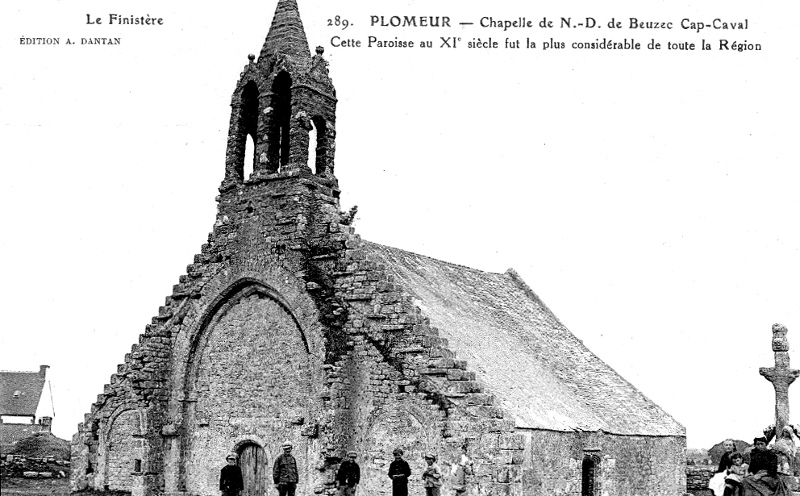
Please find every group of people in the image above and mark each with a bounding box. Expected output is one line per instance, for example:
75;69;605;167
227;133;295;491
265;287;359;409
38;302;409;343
219;442;474;496
710;425;799;496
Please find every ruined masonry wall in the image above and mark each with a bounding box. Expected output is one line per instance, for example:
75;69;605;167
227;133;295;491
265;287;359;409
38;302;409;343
105;410;144;491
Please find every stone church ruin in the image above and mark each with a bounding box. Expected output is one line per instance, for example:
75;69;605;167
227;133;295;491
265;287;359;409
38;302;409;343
70;1;687;495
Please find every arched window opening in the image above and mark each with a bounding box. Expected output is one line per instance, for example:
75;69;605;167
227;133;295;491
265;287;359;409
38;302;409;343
269;72;291;171
307;120;317;172
243;134;255;180
581;456;599;496
311;116;327;176
239;81;260;181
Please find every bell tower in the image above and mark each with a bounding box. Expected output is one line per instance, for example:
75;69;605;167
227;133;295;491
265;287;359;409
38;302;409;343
221;0;337;191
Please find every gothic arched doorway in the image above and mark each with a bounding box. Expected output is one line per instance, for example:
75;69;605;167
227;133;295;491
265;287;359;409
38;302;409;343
238;442;268;496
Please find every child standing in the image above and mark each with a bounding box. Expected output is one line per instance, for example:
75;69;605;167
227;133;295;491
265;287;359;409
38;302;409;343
450;447;474;496
422;453;443;496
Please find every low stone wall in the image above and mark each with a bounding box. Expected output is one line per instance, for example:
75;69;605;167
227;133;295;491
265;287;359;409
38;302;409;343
1;454;71;479
686;465;713;490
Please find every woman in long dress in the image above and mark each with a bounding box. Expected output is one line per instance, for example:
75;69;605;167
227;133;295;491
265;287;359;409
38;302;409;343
710;439;739;496
742;429;794;496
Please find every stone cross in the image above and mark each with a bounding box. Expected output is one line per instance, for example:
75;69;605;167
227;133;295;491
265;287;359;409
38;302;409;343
759;323;800;436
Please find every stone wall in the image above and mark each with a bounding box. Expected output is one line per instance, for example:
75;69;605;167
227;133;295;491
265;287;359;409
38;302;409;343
685;465;714;496
519;429;686;496
105;410;143;491
184;294;317;496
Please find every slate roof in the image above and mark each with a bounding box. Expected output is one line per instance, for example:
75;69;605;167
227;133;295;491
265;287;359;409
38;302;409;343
364;241;685;437
0;370;45;417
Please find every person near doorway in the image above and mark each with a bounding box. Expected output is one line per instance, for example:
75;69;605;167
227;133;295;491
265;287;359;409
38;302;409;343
220;452;244;496
422;453;443;496
336;451;361;496
450;445;474;496
273;442;299;496
388;448;411;496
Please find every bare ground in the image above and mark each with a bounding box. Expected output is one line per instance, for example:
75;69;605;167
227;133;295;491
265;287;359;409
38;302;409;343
0;477;71;496
0;477;131;496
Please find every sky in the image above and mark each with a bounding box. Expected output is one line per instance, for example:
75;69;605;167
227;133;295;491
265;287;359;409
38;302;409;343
0;0;798;450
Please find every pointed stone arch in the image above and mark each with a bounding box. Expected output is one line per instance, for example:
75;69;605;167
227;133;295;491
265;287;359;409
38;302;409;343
176;277;322;496
99;406;145;491
224;78;263;184
183;278;312;375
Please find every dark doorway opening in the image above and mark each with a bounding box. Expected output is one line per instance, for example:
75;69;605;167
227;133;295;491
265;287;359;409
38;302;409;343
581;455;599;496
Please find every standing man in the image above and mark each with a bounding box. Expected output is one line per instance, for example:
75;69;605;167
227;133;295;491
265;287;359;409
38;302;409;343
273;441;299;496
387;448;411;496
220;453;244;496
336;451;361;496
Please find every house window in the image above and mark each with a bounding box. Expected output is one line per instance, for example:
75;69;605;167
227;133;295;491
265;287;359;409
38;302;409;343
134;459;142;473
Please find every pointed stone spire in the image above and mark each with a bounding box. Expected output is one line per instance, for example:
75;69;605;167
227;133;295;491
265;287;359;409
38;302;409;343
259;0;311;61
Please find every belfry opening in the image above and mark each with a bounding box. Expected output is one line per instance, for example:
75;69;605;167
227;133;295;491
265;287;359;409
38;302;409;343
268;71;291;172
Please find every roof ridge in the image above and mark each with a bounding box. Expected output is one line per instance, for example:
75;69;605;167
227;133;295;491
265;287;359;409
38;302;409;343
0;370;43;374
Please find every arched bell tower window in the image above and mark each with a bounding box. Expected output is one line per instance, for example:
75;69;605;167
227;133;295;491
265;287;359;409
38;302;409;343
240;81;259;181
243;134;255;181
307;119;317;173
310;116;328;176
268;71;291;171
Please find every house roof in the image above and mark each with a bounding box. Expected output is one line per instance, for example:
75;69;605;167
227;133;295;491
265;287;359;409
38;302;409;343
0;423;44;453
364;241;685;437
0;369;46;417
